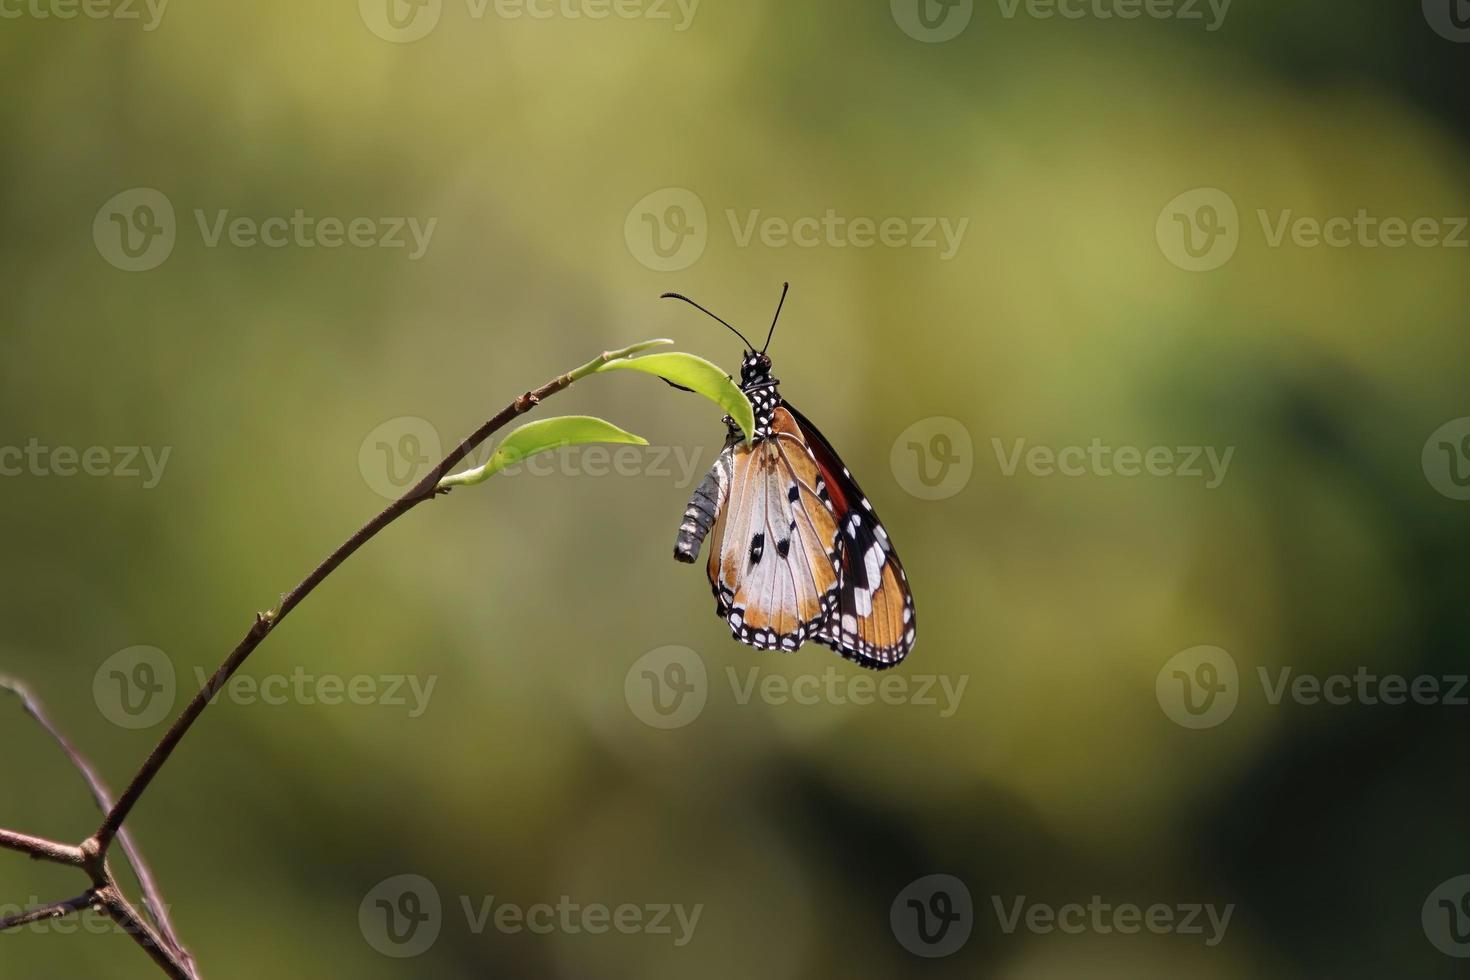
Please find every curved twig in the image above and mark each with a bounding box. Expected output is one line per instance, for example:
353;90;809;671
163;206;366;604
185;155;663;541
0;340;671;979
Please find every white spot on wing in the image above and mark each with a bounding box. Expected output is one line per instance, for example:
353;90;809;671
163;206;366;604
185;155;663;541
862;542;884;588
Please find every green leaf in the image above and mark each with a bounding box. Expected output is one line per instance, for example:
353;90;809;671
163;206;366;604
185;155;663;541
595;352;755;444
438;416;648;489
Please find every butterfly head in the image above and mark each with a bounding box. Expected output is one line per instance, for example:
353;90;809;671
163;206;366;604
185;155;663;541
659;282;789;399
739;351;775;389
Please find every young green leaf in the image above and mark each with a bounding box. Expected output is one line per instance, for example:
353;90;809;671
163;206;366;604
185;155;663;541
594;352;755;444
438;416;649;489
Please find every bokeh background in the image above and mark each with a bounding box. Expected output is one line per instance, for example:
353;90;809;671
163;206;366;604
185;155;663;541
2;1;1468;976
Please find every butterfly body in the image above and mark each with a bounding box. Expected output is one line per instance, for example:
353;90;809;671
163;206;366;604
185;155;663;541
673;343;917;671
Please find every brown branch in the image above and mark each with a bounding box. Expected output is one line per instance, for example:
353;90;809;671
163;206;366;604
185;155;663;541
0;890;97;933
94;352;619;847
98;886;193;980
0;679;190;967
0;339;670;979
0;828;84;866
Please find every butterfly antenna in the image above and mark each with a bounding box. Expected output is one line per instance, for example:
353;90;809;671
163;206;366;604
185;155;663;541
660;292;756;350
761;282;790;353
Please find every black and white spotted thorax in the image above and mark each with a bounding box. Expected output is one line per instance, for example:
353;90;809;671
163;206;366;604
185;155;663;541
736;351;781;439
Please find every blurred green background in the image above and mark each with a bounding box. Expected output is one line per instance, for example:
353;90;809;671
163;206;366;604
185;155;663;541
2;1;1469;976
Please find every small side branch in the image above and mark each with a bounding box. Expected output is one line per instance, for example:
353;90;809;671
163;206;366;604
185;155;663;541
0;828;84;866
0;891;98;933
0;679;192;969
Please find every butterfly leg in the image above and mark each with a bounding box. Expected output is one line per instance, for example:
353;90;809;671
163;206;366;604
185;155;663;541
673;444;734;563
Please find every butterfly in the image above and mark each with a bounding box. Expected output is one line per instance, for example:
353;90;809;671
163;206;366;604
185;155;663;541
667;284;916;670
